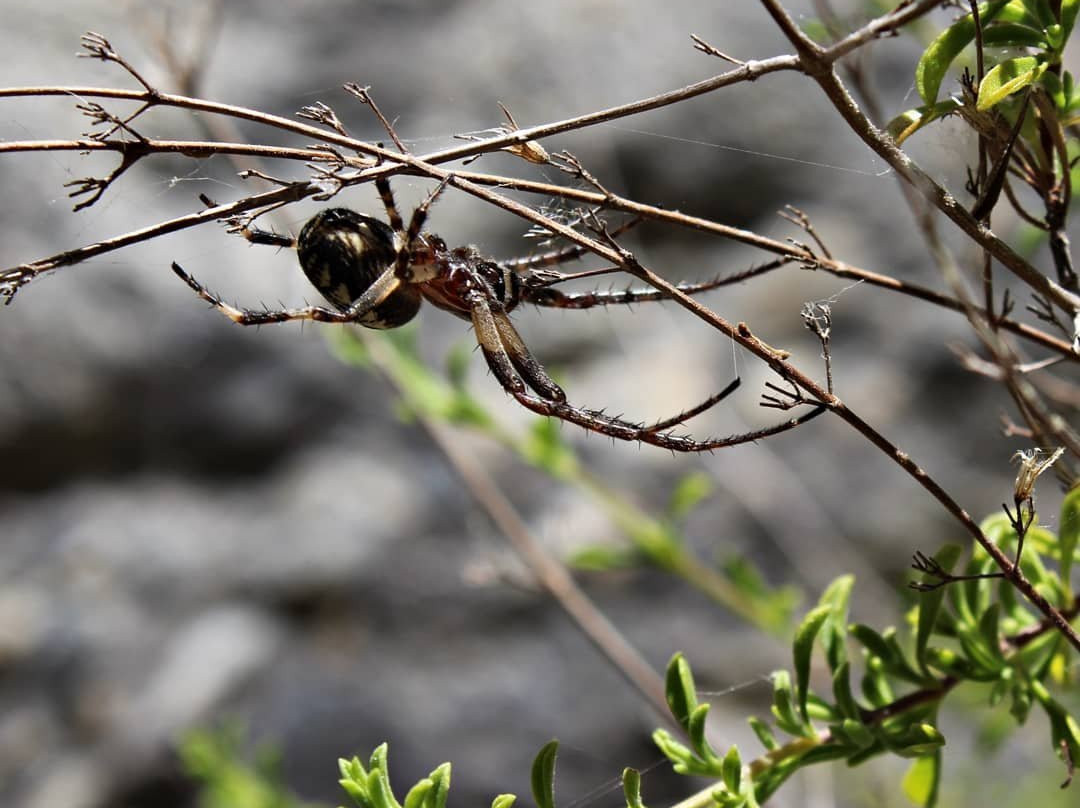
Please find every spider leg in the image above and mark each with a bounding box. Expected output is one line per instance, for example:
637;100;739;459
490;309;566;401
500;216;643;273
514;390;826;452
520;258;790;310
640;377;741;433
394;177;453;278
171;262;404;326
374;177;404;233
466;283;824;451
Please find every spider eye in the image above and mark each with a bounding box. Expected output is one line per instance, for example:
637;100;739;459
297;208;421;328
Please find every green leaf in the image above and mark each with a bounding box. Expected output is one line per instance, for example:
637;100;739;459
491;797;516;808
721;746;742;794
651;729;694;772
1064;0;1080;40
849;623;894;665
1017;0;1054;26
793;605;832;722
770;670;807;736
916;0;1012;104
427;764;450;808
977;603;1005;668
885;100;962;145
567;544;642;571
861;663;895;708
1060;485;1080;593
831;662;860;720
1010;679;1034;724
403;780;434;808
976;57;1047;110
521;418;579;480
664;653;698;727
892;724;947;758
667;472;713;520
1031;680;1080;766
621;769;645;808
819;576;853;673
530;741;559;808
835;718;875;751
981;21;1049;48
901;753;941;807
687;703;722;770
748;717;778;751
915;545;963;673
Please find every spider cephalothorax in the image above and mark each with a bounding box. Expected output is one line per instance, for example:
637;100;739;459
171;177;822;450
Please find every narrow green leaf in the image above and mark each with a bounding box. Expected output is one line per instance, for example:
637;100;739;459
849;623;894;664
841;718;875;750
521;418;579;480
860;665;895;708
1010;680;1034;724
901;753;941;807
404;780;434;808
1064;0;1080;40
748;717;778;751
491;796;517;808
770;671;807;736
367;745;401;808
885;100;962;144
892;724;947;758
428;764;451;808
687;704;721;769
530;741;559;808
793;605;832;721
667;472;713;520
665;654;698;728
651;729;695;772
977;603;1005;668
819;576;853;673
567;544;642;571
916;0;1012;103
915;545;963;673
981;21;1049;48
832;662;860;720
1018;0;1055;26
341;779;370;808
621;769;646;808
721;746;742;794
977;57;1047;110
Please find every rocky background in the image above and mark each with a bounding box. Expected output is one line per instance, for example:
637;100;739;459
1;2;1076;808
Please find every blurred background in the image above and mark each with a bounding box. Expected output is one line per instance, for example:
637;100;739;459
1;1;1076;807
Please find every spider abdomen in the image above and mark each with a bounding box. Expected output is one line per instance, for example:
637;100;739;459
297;208;421;329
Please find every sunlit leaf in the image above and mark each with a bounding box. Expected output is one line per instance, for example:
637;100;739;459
976;57;1047;110
916;0;1012;103
530;741;559;808
901;753;941;807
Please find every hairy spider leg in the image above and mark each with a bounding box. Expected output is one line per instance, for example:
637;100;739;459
388;177;453;282
520;258;791;310
490;309;566;401
374;177;405;234
170;260;404;326
463;272;821;450
510;391;826;452
499;216;644;273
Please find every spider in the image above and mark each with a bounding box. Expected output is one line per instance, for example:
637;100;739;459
171;178;822;451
